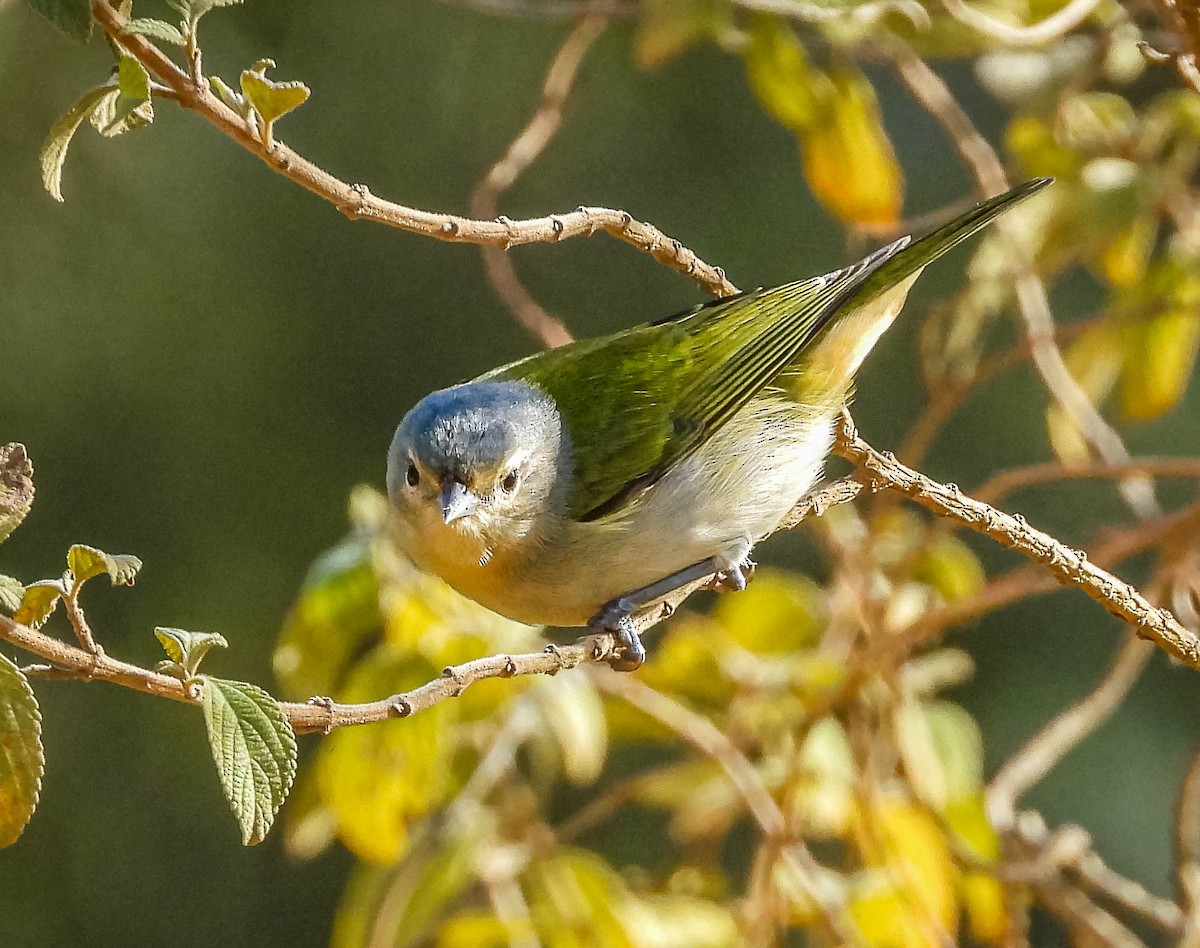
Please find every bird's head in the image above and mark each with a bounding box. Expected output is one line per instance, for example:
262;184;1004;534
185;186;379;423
387;380;570;556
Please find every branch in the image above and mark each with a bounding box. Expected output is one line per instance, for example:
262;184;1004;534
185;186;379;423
832;413;1200;670
974;457;1200;505
939;0;1105;46
0;609;621;734
471;15;606;347
987;634;1153;829
88;1;738;300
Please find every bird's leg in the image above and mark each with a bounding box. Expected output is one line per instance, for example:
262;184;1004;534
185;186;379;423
589;540;754;671
704;535;756;593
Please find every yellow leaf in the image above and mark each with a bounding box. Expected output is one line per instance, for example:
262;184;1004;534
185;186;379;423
1120;307;1200;421
847;876;934;948
801;67;903;230
743;14;819;130
316;650;454;863
915;535;985;603
1100;214;1156;288
1046;320;1124;461
532;674;608;785
712;568;826;653
944;796;1007;944
859;798;959;937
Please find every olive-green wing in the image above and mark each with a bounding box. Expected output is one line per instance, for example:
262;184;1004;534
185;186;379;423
489;177;1052;522
486;266;883;521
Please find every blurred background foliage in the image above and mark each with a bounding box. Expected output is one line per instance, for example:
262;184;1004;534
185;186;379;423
4;0;1200;943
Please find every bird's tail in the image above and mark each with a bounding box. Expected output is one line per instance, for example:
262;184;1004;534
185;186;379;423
798;177;1053;397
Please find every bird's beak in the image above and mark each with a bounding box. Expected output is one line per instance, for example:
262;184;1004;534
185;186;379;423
440;478;479;525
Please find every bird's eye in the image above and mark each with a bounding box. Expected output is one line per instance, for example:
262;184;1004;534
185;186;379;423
500;470;520;493
406;462;420;488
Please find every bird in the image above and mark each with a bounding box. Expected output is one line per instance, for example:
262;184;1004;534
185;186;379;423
386;178;1052;670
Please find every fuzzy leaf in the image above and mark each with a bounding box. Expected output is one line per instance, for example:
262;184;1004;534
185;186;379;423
0;577;23;614
155;628;228;679
0;444;35;545
26;0;92;41
202;677;297;845
67;545;142;587
13;581;64;630
40;85;117;202
91;57;154;138
240;62;310;131
121;17;186;45
0;654;43;847
208;75;249;118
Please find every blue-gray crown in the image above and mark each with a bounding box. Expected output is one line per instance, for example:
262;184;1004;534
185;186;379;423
391;380;559;484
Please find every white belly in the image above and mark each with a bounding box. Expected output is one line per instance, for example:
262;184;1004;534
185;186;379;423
492;398;836;627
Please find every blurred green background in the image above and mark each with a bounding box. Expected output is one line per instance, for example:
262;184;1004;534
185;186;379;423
2;0;1198;943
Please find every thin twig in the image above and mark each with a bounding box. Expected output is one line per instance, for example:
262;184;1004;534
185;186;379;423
987;634;1154;829
471;16;607;347
1176;748;1200;939
940;0;1105;46
588;669;862;946
975;457;1200;505
90;0;738;300
891;47;1161;522
0;610;619;734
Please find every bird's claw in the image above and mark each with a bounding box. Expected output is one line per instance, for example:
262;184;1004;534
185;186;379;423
706;557;756;594
588;599;645;672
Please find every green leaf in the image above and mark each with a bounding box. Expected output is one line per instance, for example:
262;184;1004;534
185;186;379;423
202;676;297;846
67;544;142;587
240;60;310;139
208;75;250;118
13;581;65;629
155;628;228;680
0;653;43;847
0;577;23;614
26;0;92;41
0;444;35;545
40;84;118;202
121;17;186;45
184;0;242;26
91;56;154;138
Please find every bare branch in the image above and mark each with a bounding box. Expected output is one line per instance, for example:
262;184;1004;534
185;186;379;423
88;0;739;300
471;16;608;347
975;457;1200;505
987;635;1153;829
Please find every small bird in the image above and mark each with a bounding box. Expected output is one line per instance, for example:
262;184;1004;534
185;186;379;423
387;179;1052;669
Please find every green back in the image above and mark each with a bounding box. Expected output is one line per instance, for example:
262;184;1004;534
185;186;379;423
487;178;1052;522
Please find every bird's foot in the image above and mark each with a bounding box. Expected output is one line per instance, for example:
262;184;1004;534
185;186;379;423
708;557;756;593
588;598;646;672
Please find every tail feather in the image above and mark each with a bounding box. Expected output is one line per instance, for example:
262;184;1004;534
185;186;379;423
797;177;1053;394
